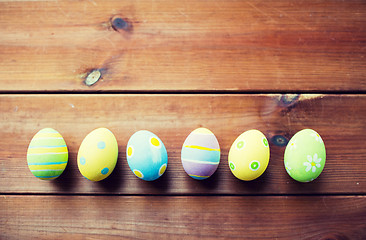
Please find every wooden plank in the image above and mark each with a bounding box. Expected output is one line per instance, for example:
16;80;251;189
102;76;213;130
0;94;365;194
0;0;365;91
0;195;365;239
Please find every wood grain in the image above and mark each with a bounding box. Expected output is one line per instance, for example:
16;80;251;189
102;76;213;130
0;94;365;194
1;195;365;239
0;0;365;92
0;1;364;239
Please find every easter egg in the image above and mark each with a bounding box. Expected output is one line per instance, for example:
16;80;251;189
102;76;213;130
181;128;220;180
27;128;68;180
284;129;326;182
77;128;118;181
126;130;168;181
228;130;270;181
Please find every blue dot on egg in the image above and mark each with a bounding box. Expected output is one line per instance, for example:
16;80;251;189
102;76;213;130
98;141;106;149
80;157;86;165
101;167;109;175
83;175;90;181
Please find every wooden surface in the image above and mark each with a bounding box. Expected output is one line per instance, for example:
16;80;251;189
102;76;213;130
0;94;365;195
0;0;365;92
1;196;365;239
1;0;366;239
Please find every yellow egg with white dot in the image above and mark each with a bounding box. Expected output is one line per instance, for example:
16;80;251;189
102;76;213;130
228;130;270;181
77;128;118;181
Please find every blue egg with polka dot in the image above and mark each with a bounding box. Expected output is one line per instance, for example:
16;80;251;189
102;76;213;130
77;128;118;181
126;130;168;181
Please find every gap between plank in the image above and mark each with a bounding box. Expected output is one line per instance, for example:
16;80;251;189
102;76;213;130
0;90;366;95
1;192;365;197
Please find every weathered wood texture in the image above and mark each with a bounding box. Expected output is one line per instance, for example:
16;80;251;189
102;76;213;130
1;1;365;239
0;94;365;194
1;196;365;239
0;0;365;91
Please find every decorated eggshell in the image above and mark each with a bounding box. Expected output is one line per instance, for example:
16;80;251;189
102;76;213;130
126;130;168;181
27;128;68;180
284;129;326;182
77;128;118;181
228;129;270;181
181;128;220;180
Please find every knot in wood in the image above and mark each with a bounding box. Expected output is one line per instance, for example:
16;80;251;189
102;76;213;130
112;18;128;30
84;70;101;86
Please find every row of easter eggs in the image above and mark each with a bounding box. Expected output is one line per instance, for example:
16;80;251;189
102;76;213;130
27;127;326;183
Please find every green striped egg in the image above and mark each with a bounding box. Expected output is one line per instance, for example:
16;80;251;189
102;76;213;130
27;128;68;180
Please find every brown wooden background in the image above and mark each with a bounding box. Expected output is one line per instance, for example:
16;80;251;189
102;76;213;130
0;0;365;239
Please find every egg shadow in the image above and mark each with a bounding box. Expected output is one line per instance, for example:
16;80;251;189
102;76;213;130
233;169;270;193
142;167;171;193
96;153;124;192
199;168;220;191
185;167;221;193
52;154;77;192
287;174;325;194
